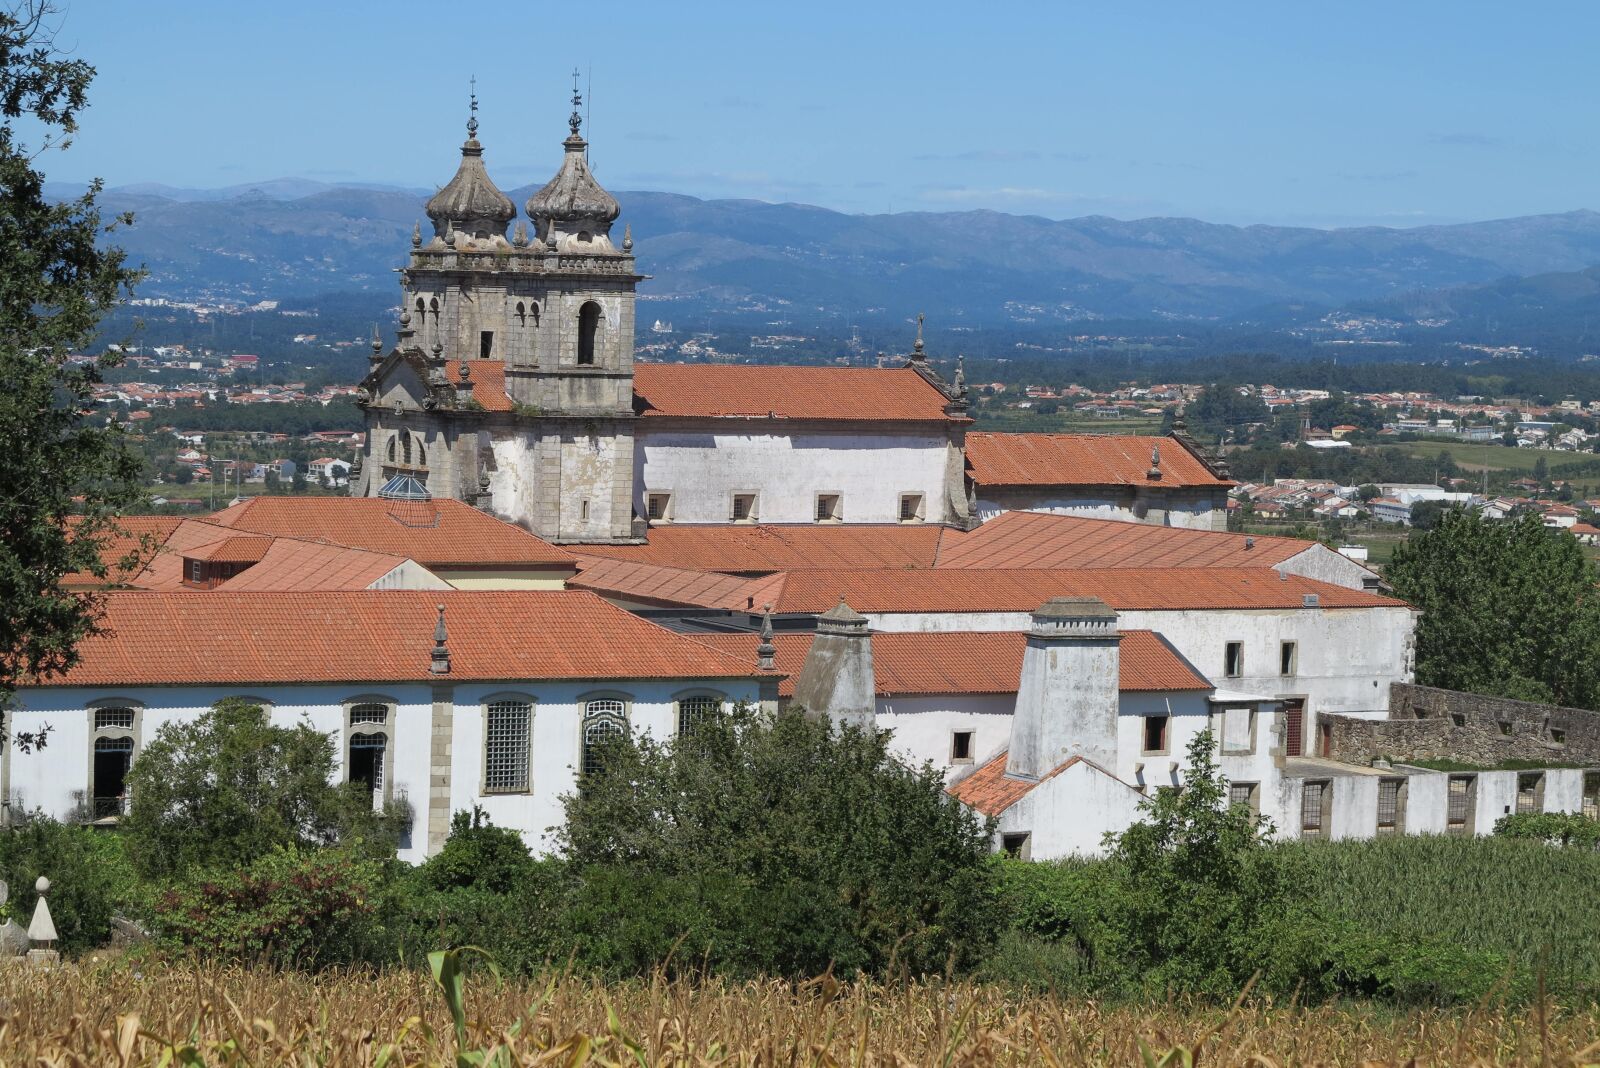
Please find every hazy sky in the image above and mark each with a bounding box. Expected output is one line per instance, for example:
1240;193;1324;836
31;0;1599;228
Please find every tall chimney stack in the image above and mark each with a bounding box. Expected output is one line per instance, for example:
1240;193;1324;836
792;599;876;730
1007;597;1121;779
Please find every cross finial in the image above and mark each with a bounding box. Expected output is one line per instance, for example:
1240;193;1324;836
569;68;583;137
467;75;479;139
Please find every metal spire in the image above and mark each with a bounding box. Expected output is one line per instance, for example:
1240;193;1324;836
467;75;479;139
569;68;583;138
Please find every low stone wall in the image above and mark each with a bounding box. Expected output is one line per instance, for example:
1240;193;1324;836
1320;683;1600;766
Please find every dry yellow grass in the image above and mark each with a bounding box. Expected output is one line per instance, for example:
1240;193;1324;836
2;960;1600;1066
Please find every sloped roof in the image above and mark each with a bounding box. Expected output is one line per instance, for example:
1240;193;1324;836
214;539;424;592
569;555;775;611
633;364;959;423
934;510;1315;570
966;432;1231;488
205;497;573;568
762;568;1405;615
576;524;947;573
694;629;1209;697
447;360;513;412
947;751;1084;817
190;536;273;564
65;516;183;587
38;590;764;687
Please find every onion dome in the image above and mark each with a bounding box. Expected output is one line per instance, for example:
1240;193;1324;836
525;82;622;253
424;92;516;250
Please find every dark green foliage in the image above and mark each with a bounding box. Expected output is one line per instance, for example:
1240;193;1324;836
0;813;136;953
1495;810;1600;847
557;704;1002;978
120;698;408;880
0;5;145;723
1386;510;1600;708
414;806;536;895
150;848;382;969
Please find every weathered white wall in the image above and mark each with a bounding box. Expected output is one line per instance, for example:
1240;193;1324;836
876;694;1015;781
1277;546;1379;592
975;487;1227;531
995;760;1147;859
636;429;952;524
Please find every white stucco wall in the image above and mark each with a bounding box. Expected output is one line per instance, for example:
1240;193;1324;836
1277;546;1380;592
637;428;952;525
994;760;1147;859
876;693;1015;781
975;489;1225;531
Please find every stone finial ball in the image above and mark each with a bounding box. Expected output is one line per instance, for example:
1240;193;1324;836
34;877;48;895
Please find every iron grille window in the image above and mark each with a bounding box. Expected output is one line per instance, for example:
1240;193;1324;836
1377;779;1400;833
484;700;532;793
899;494;922;522
647;494;669;521
94;707;135;731
731;494;755;521
349;702;387;726
1300;781;1325;836
1586;773;1600;821
1228;782;1255;810
676;695;721;737
582;700;627;777
815;494;840;522
1517;773;1542;814
1447;775;1472;832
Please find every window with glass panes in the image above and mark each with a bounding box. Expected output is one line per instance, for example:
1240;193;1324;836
582;699;627;776
676;695;720;737
94;707;135;731
483;700;532;793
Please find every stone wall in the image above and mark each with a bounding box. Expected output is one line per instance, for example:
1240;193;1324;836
1321;683;1600;766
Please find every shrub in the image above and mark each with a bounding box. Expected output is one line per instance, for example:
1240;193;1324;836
557;704;1002;978
151;848;383;968
414;806;536;894
0;814;138;954
122;698;407;880
1494;811;1600;847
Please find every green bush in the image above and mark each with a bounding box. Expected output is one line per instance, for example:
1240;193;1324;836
413;807;537;895
557;704;1002;978
1494;811;1600;847
150;848;383;968
0;814;138;954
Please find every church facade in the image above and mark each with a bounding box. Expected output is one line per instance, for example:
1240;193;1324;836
355;101;1233;541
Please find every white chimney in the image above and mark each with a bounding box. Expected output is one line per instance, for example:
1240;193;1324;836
1007;597;1121;779
793;599;876;730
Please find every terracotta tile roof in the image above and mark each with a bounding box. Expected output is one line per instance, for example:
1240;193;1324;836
39;590;764;687
569;555;773;611
190;536;273;564
966;432;1231;489
947;751;1083;817
447;360;513;412
577;524;947;573
935;510;1315;570
205;497;574;568
633;364;960;423
214;540;420;592
694;629;1209;697
762;568;1405;615
66;516;183;587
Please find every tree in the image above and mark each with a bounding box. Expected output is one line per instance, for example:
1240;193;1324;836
1407;499;1453;531
1534;454;1550;485
1386;511;1600;708
120;698;406;880
0;4;144;729
557;704;1001;978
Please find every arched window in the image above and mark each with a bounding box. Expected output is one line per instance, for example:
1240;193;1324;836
582;698;627;776
428;296;439;316
400;432;412;465
89;702;139;820
515;301;526;326
415;297;425;317
676;694;724;737
577;301;601;365
387;436;397;463
412;433;427;469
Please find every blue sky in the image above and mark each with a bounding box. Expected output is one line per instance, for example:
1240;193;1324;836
35;0;1599;227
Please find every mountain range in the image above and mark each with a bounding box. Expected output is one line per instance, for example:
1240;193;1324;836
50;180;1600;330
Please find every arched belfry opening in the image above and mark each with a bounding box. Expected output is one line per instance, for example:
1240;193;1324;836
577;301;601;365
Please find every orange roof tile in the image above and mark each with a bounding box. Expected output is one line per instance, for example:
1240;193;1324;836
935;510;1316;570
694;629;1209;697
65;516;183;587
947;751;1082;817
214;539;418;592
40;590;764;687
634;364;960;423
190;536;273;564
569;555;774;611
577;524;947;573
205;497;574;568
762;568;1405;615
447;360;513;412
966;432;1231;489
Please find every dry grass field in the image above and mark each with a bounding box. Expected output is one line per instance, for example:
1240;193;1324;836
5;960;1600;1066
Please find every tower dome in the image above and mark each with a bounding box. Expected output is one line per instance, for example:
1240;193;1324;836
424;92;516;250
525;80;622;253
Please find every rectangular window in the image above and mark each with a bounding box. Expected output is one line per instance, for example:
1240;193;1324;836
1000;832;1031;858
1517;772;1543;814
349;702;387;726
815;493;841;522
1551;727;1567;745
1300;781;1326;837
899;493;924;523
731;493;757;522
1450;712;1465;727
1142;715;1169;755
93;707;135;731
1447;775;1473;834
1219;706;1255;753
1228;781;1257;812
1498;721;1513;737
479;330;494;359
189;560;204;584
1585;772;1600;821
950;730;974;764
483;700;532;794
1280;641;1298;676
646;492;671;522
1376;778;1401;833
1225;642;1244;678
